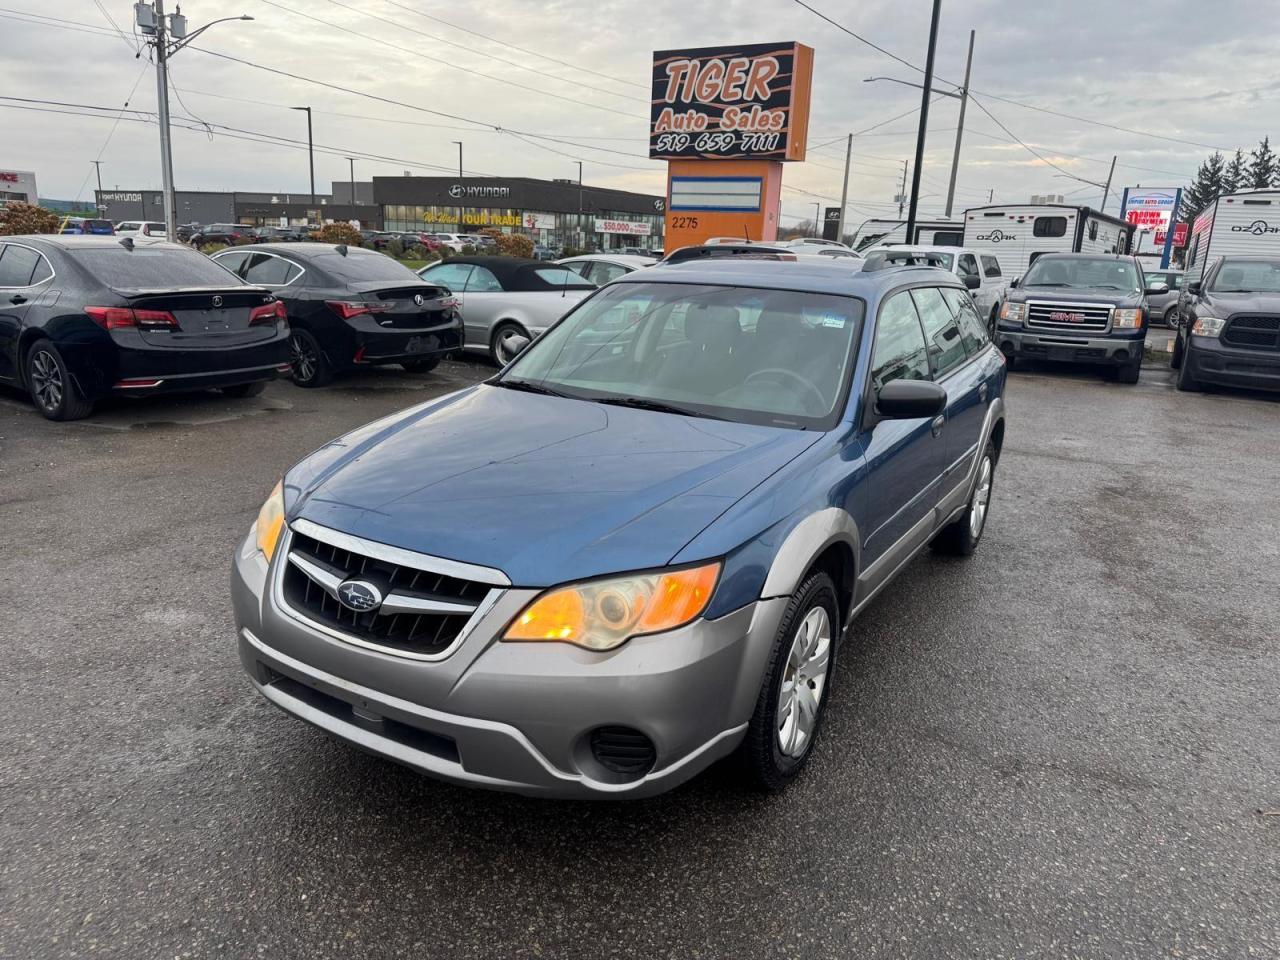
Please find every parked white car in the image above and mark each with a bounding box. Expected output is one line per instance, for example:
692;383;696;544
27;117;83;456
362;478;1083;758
418;256;595;363
431;233;471;253
114;221;167;238
557;253;654;285
863;244;1009;321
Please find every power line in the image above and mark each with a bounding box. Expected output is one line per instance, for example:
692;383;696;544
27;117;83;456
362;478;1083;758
789;0;936;82
968;94;1104;187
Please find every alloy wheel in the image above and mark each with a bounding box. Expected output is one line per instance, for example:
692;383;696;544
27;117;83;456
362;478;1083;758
290;333;317;382
494;328;524;365
776;605;832;758
30;349;63;412
970;455;993;539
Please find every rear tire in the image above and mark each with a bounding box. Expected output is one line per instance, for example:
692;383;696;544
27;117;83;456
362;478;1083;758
1116;360;1141;384
1176;347;1202;392
931;441;996;556
25;340;93;421
490;321;529;366
220;380;267;398
288;329;332;388
400;356;441;374
737;570;838;792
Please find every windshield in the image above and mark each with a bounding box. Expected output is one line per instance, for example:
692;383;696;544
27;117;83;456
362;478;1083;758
1209;258;1280;293
1023;256;1139;291
69;248;243;287
863;250;953;270
311;251;422;282
499;282;864;429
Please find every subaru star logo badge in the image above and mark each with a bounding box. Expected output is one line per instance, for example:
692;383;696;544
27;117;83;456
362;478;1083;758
414;293;424;306
337;579;383;613
212;295;223;307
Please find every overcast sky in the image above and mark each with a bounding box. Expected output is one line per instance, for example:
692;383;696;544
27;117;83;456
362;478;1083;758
3;0;1278;227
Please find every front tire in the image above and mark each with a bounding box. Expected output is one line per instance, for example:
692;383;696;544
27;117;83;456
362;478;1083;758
1116;360;1141;384
932;441;996;556
288;329;332;388
25;340;93;421
1176;346;1203;392
738;570;838;792
490;321;529;366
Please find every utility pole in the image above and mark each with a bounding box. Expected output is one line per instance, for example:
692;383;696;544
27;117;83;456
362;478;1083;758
452;141;463;232
944;29;975;219
898;161;909;218
291;107;315;210
576;161;584;251
813;201;821;230
136;3;253;242
1100;155;1116;214
905;0;943;245
345;157;356;206
91;160;103;196
837;133;852;241
988;187;994;203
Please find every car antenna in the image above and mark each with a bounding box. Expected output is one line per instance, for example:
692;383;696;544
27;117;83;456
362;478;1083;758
335;243;348;256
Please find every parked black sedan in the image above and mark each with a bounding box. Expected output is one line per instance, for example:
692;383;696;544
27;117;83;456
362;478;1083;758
0;235;291;421
210;243;463;386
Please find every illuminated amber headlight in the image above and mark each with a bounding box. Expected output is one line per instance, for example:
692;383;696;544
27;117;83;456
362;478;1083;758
255;480;286;561
503;562;722;651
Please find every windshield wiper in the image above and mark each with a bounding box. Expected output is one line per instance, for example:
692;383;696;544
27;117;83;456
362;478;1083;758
494;378;574;398
593;396;722;420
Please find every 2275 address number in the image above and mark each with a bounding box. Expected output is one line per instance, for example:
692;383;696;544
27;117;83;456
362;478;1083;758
671;216;699;229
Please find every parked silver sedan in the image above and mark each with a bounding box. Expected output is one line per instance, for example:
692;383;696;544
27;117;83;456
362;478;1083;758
418;256;595;363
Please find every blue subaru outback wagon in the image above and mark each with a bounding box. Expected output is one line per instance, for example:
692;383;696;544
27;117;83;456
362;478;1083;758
232;259;1007;797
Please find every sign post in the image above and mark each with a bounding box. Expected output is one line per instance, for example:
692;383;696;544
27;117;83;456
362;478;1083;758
650;42;814;251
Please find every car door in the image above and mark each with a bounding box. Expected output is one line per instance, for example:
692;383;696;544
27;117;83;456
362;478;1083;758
939;287;998;498
857;289;947;572
911;286;983;507
0;243;51;381
459;264;505;346
956;252;986;313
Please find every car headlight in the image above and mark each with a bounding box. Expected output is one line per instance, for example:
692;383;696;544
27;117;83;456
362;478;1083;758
1000;301;1026;322
1113;308;1144;329
255;480;286;561
503;561;721;651
1191;316;1226;337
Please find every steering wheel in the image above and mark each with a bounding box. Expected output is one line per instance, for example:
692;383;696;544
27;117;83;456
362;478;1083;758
743;368;828;414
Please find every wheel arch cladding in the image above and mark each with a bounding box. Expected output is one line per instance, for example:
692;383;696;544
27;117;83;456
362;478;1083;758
989;417;1005;464
760;507;860;617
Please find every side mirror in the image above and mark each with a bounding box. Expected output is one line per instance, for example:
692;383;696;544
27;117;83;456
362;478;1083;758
1145;282;1169;296
1009;275;1021;289
874;379;947;422
1187;280;1202;295
963;274;981;290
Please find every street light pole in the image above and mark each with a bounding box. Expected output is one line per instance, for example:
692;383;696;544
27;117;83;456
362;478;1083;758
291;106;315;210
944;29;975;218
345;157;356;206
813;201;821;231
836;133;852;241
577;161;583;251
1100;155;1116;214
905;0;944;245
452;141;463;233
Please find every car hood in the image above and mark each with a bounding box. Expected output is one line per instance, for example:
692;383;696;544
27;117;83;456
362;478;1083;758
1201;291;1280;313
1011;287;1143;306
287;384;821;586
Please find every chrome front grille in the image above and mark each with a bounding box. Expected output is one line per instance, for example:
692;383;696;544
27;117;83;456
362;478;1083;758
1025;300;1113;332
1222;314;1280;352
275;518;508;661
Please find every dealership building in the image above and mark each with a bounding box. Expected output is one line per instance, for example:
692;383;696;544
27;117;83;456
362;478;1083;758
95;175;665;249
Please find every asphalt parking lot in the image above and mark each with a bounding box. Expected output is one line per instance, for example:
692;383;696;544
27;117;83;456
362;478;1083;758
2;358;1277;960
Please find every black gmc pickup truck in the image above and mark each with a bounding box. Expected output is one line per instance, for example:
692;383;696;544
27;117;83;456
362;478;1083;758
993;253;1165;384
1171;255;1280;393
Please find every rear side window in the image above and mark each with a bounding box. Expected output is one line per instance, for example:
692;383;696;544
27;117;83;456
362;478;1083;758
941;288;989;356
0;245;44;287
870;292;930;389
589;262;629;284
311;252;420;283
242;254;301;286
910;287;968;378
980;255;1002;277
69;247;245;287
465;266;503;292
213;251;251;275
1034;217;1067;238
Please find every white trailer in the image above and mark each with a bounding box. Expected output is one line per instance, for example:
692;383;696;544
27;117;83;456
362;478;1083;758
848;217;963;252
961;204;1134;281
1181;189;1280;284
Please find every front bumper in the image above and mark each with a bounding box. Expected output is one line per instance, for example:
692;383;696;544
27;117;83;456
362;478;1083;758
996;325;1144;366
1186;335;1280;392
231;529;787;798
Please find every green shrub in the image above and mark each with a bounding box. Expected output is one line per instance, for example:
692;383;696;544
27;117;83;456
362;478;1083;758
0;202;60;235
314;222;362;246
495;233;535;258
198;242;229;255
406;244;429;260
387;237;405;258
559;245;585;259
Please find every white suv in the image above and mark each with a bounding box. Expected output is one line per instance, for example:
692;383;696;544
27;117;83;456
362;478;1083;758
864;244;1009;321
115;221;167;238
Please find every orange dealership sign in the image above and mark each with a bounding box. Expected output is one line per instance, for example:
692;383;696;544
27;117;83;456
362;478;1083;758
650;42;814;162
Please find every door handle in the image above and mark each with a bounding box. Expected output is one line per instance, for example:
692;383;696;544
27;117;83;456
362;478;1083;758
9;294;27;305
931;414;945;437
978;383;988;402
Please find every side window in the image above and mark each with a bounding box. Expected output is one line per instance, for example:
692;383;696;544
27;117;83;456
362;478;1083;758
464;266;503;292
562;261;592;279
0;245;42;287
910;287;968;378
420;263;473;292
1170;274;1184;290
941;287;989;356
980;255;1002;277
957;254;980;279
591;262;629;284
242;254;298;286
1033;216;1067;238
870;292;930;389
30;254;53;285
213;251;250;276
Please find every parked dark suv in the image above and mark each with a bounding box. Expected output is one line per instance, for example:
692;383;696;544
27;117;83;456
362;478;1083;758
994;253;1165;383
1171;255;1280;393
